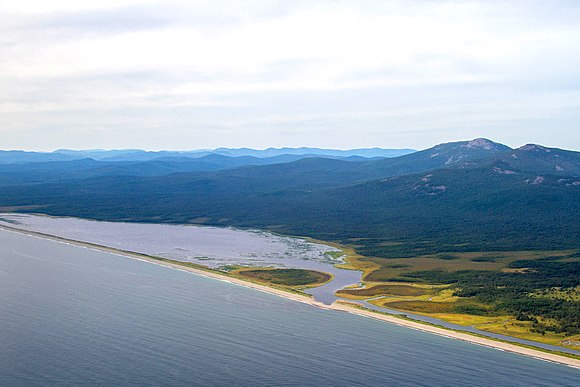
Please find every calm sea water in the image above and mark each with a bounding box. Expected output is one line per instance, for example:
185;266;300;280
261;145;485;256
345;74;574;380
0;230;578;386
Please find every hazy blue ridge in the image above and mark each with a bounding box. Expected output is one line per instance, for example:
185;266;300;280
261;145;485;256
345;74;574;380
0;146;416;164
0;139;577;255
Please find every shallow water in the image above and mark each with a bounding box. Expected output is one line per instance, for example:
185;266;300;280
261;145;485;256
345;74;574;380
2;213;578;356
0;213;364;304
0;230;578;386
0;214;341;269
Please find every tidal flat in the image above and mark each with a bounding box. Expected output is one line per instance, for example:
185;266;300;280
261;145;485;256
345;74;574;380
0;213;341;268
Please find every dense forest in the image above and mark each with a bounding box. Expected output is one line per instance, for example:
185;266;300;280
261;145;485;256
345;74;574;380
0;141;578;258
0;139;578;331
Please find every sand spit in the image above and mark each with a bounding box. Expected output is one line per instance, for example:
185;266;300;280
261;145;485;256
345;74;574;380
1;224;578;370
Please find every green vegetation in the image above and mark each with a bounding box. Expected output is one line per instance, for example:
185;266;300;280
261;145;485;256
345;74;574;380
361;250;570;281
470;255;503;262
337;247;580;349
339;300;580;361
337;284;433;298
383;300;458;314
235;268;332;287
0;141;578;261
531;287;580;302
383;263;411;269
397;255;580;336
0;139;578;350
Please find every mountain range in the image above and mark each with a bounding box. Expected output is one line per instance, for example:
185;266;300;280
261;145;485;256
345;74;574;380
0;146;414;164
0;138;578;257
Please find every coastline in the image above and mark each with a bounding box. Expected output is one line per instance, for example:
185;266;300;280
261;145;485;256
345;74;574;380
1;223;579;370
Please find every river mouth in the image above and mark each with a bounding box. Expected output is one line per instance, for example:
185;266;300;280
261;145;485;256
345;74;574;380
1;213;578;356
0;213;362;303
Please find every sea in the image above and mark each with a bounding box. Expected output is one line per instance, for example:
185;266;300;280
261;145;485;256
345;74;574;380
0;229;578;386
2;214;578;355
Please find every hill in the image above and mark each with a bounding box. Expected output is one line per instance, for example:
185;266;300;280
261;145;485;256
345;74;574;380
2;138;577;342
0;154;361;186
352;138;511;177
0;139;577;257
0;147;415;164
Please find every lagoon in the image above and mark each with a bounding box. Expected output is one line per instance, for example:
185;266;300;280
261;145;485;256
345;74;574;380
2;213;579;356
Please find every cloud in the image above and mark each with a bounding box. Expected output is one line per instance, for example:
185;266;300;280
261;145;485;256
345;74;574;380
0;1;579;150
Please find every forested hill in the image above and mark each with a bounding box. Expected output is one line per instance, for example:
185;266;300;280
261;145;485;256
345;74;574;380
0;138;578;257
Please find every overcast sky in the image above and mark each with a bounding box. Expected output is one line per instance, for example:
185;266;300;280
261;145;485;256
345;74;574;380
1;0;579;151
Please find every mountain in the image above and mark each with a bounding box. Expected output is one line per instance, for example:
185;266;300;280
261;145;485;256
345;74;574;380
0;138;577;258
304;162;579;256
192;138;512;191
494;144;580;177
0;147;414;164
0;154;342;186
2;138;577;343
49;147;415;162
0;150;75;164
352;138;511;177
210;147;415;158
0;140;448;188
53;149;148;160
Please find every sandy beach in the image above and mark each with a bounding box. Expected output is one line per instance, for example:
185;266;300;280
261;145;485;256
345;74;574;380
1;223;578;369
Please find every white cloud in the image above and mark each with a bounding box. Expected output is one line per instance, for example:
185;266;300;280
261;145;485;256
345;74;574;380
0;0;579;150
0;0;150;13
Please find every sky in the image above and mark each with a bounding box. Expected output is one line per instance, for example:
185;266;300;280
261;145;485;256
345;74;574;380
1;0;579;151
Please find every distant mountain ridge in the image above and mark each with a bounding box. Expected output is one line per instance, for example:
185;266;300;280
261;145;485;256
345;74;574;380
208;147;414;159
0;150;74;164
0;147;415;164
0;138;577;257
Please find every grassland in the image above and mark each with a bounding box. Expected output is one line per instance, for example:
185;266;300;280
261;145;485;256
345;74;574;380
360;250;573;282
365;293;580;350
336;283;436;299
302;234;579;352
337;245;580;351
233;268;332;288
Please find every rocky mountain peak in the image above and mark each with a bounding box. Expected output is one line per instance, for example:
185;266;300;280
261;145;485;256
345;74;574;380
461;138;503;150
519;144;551;152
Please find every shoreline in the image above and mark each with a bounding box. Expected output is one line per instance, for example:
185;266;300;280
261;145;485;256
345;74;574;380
1;223;579;369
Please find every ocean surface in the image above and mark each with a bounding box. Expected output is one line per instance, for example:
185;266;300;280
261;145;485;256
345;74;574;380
0;230;578;386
